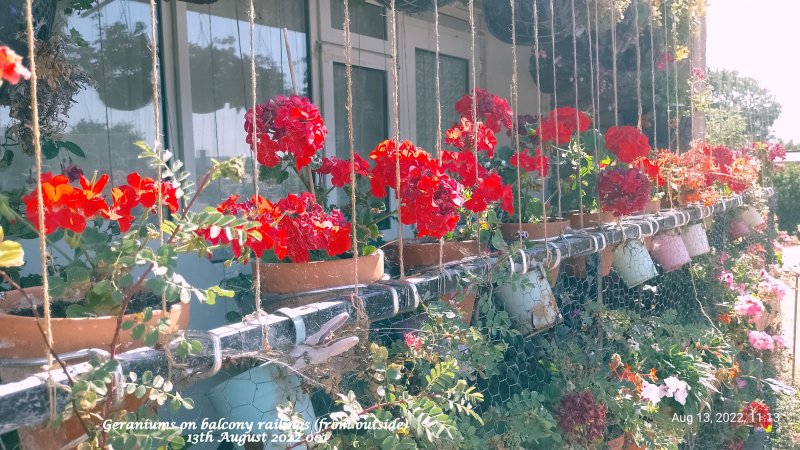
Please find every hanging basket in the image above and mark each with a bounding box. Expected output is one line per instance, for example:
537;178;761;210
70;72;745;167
483;0;535;45
650;233;691;272
612;239;658;288
739;206;764;228
0;0;57;55
257;250;385;295
728;219;751;240
680;223;710;257
87;22;153;111
376;0;457;14
208;363;316;448
497;260;561;335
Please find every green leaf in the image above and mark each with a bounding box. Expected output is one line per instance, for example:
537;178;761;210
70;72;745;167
42;141;60;160
120;320;135;331
134;385;147;399
144;330;159;347
65;266;90;284
131;323;146;341
362;245;377;256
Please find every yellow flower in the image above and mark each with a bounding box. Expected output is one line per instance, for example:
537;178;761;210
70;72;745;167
0;226;24;268
674;46;690;62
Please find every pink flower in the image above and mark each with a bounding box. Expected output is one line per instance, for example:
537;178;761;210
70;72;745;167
734;295;764;319
748;330;775;351
640;380;667;405
664;376;690;405
773;335;786;348
719;252;730;263
718;271;734;290
404;333;423;351
735;378;747;389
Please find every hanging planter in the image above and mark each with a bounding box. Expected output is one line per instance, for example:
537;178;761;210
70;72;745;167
729;219;751;240
208;363;316;449
650;233;691;272
739;206;764;228
565;211;615;278
497;260;561;335
611;239;658;288
483;0;536;45
0;0;57;55
680;223;710;257
376;0;457;14
383;239;481;269
258;250;385;295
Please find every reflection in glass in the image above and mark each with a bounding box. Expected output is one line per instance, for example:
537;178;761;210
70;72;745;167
415;49;468;154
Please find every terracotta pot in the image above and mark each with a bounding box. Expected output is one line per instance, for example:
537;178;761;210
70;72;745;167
442;290;476;324
258;250;385;294
567;211;616;229
651;233;691;272
498;219;569;241
0;287;190;359
566;248;613;278
728;219;751;240
644;198;661;214
383;240;482;268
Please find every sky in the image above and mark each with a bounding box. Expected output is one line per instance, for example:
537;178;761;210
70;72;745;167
706;0;800;142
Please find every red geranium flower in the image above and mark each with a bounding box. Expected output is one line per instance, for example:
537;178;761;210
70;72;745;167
445;117;498;157
404;333;423;351
597;167;651;216
441;150;488;187
454;88;513;133
537;107;592;145
510;147;550;177
245;95;328;170
740;401;773;433
0;46;31;86
604;126;651;164
640;157;664;186
316;155;370;187
465;172;514;215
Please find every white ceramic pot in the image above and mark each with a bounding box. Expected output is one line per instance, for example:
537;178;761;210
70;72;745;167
497;262;562;335
739;206;764;228
209;363;315;449
681;223;711;257
612;239;658;288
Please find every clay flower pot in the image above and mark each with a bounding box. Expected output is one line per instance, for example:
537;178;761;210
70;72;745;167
442;289;477;324
728;219;751;240
681;223;711;257
612;240;658;288
651;233;691;272
498;219;569;241
383;240;482;269
258;250;385;295
497;263;561;335
567;211;616;230
644;198;661;214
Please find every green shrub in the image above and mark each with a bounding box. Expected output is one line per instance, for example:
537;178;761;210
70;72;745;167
773;164;800;234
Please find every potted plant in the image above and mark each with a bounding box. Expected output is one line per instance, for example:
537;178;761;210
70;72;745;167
204;94;385;296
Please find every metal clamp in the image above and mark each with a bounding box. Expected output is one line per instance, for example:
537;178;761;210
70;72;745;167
380;278;422;310
368;283;401;316
274;307;307;348
178;330;222;383
508;248;529;275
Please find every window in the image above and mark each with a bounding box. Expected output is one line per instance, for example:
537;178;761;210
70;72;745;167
414;49;469;153
183;0;310;207
0;0;161;192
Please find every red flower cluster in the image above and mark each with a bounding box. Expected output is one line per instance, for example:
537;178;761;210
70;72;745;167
199;192;351;263
640;157;664;186
604;126;651;164
454;88;513;133
244;95;328;170
538;107;592;145
740;400;773;432
597;167;651;216
510;147;550;177
369;140;462;239
0;46;31;86
316;155;370;188
441;150;488;187
23;172;180;234
465;172;514;215
767;142;787;162
445;117;498;157
404;333;423;351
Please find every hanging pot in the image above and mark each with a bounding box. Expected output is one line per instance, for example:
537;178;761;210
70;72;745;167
612;240;658;288
497;260;561;335
89;22;154;111
739;206;764;228
728;219;751;240
383;239;482;269
483;0;535;45
680;223;710;257
650;233;691;272
0;0;57;56
208;363;316;449
442;289;476;324
258;250;385;295
376;0;457;14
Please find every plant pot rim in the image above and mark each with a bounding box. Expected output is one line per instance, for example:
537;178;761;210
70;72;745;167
259;249;384;268
257;250;385;294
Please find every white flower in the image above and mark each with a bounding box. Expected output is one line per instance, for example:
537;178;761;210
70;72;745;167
640;380;666;405
651;343;661;352
627;338;640;351
663;376;690;405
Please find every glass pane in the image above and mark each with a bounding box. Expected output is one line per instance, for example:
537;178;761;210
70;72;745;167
415;49;469;154
0;0;159;193
332;62;388;216
330;0;387;40
186;0;310;208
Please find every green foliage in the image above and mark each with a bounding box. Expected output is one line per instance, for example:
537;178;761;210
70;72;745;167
708;69;782;141
705;107;749;148
773;164;800;234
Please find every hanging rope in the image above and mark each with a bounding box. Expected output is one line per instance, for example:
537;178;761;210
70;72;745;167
570;0;583;230
649;3;658;147
24;0;56;420
389;0;404;279
585;0;599;166
633;0;643;130
510;0;524;240
532;0;551;265
247;0;268;351
342;1;361;304
433;0;445;271
663;1;672;152
548;0;562;219
610;2;619;126
671;6;681;153
468;0;480;255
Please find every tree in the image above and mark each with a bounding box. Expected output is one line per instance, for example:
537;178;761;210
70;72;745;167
707;69;781;140
705;107;748;148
